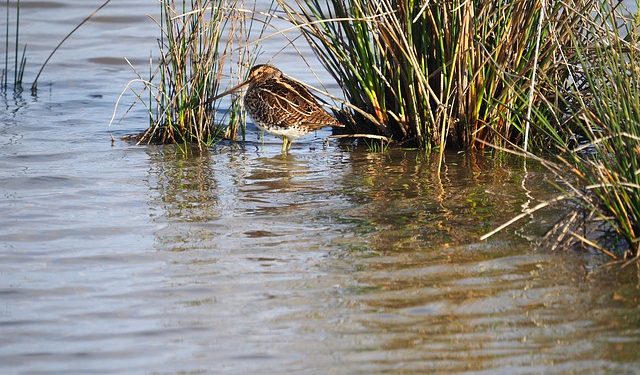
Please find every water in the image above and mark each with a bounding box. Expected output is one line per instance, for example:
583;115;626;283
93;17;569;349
2;1;640;374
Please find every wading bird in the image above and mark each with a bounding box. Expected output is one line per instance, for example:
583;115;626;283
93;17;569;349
210;64;342;154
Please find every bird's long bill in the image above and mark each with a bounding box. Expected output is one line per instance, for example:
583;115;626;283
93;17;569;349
208;80;251;102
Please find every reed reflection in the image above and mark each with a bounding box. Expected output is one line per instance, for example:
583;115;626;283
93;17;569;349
334;150;552;254
324;151;640;373
144;143;350;253
146;144;220;223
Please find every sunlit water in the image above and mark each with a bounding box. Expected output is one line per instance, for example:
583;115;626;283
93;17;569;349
1;1;640;374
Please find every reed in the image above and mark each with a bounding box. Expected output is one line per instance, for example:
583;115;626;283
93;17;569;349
279;0;596;152
2;0;113;93
136;0;265;146
541;2;640;259
2;0;26;92
279;0;640;258
139;0;227;145
31;0;112;93
480;1;640;260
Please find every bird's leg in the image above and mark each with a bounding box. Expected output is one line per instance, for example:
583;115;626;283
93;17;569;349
281;137;289;155
285;137;293;153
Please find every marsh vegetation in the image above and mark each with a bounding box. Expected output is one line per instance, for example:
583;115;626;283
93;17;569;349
143;0;639;258
3;0;638;256
132;0;271;146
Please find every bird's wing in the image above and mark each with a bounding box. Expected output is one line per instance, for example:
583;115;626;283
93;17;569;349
256;77;338;128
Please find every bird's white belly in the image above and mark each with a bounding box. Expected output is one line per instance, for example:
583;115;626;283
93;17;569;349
253;120;310;139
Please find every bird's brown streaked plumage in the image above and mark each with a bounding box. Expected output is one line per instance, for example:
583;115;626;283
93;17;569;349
211;64;342;154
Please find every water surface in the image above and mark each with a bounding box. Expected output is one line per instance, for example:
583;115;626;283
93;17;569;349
1;1;640;374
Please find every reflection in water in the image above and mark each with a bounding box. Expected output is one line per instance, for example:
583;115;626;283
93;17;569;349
334;150;551;254
145;144;344;251
138;145;640;373
147;145;220;223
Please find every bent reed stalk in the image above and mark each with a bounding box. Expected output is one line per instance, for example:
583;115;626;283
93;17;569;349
3;0;112;93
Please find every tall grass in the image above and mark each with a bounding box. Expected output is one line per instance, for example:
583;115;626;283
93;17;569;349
138;0;228;145
136;0;266;147
280;0;594;152
278;0;640;259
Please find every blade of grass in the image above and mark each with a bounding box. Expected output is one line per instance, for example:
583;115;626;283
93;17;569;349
14;0;19;87
31;0;112;93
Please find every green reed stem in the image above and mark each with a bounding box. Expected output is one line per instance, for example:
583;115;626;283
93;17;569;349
3;0;8;89
485;1;640;258
134;0;270;146
14;0;19;87
283;0;594;152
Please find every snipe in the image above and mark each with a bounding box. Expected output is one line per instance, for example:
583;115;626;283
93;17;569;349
211;64;342;154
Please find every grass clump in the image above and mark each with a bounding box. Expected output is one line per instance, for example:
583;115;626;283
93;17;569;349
482;2;640;260
135;0;264;146
280;0;593;151
540;2;640;259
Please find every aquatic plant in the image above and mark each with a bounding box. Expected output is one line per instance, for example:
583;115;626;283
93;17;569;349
545;3;640;260
279;0;594;153
135;0;268;146
31;0;112;94
278;0;640;260
482;1;640;260
2;0;26;92
1;0;113;93
142;0;227;145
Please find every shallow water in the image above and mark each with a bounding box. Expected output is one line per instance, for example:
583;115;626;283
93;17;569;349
2;1;640;374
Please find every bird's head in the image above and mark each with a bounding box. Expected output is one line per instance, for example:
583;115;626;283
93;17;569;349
207;64;282;103
247;64;282;83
